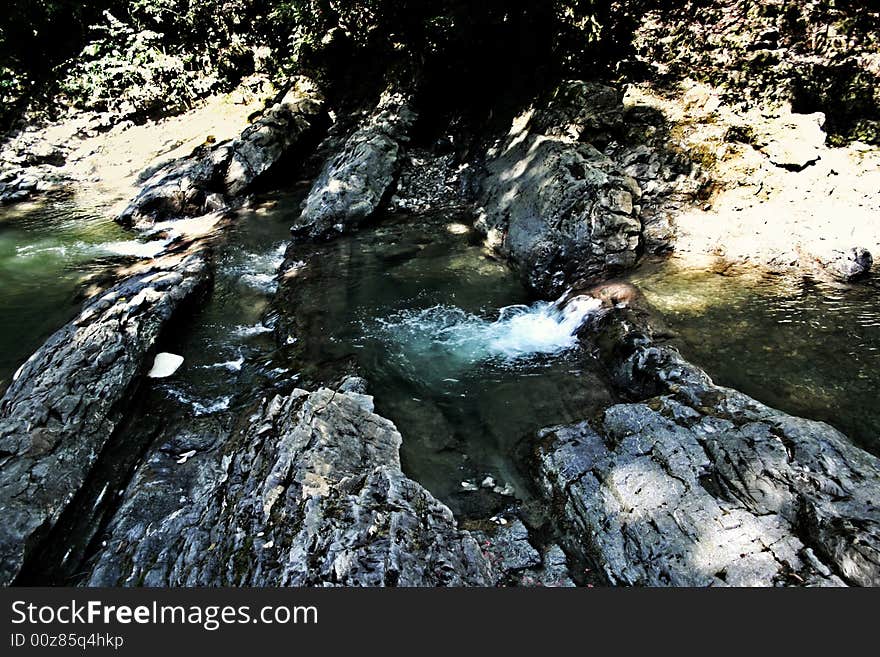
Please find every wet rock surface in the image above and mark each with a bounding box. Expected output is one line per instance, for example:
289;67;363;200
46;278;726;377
0;249;210;585
291;89;417;239
537;311;880;586
86;382;492;586
119;77;325;227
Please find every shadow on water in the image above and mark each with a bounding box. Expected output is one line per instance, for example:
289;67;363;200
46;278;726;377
629;259;880;457
0;197;164;394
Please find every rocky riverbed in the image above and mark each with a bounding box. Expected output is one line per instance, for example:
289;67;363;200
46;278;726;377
1;14;878;587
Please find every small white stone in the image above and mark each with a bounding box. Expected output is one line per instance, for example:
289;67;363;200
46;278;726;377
147;352;184;378
176;450;196;465
481;476;496;489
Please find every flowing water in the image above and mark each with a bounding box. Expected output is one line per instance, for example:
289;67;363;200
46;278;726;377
629;260;880;457
274;214;613;518
0;198;169;392
5;189;879;533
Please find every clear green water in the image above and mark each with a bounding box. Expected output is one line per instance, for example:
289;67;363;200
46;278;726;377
629;261;880;457
0;200;133;391
146;189;307;418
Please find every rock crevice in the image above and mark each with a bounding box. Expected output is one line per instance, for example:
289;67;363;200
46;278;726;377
0;248;210;586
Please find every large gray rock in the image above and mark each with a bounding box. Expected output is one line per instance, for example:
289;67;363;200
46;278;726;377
291;89;416;239
476;86;643;297
86;383;492;586
528;80;627;141
538;314;880;587
0;249;210;585
119;77;325;227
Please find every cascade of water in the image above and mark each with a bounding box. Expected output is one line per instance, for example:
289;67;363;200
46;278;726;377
372;291;602;374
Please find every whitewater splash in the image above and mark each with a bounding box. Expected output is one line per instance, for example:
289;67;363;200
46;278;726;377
230;243;287;293
372;292;603;373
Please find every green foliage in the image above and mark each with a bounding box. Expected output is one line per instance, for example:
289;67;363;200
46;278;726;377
1;0;642;127
267;0;634;70
59;14;216;117
59;2;273;120
0;1;120;125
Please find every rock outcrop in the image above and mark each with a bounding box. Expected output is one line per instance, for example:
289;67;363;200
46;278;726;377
86;382;492;586
472;518;576;587
537;310;880;586
119;77;325;227
291;88;416;239
475;80;702;297
0;248;210;586
476;102;642;296
812;246;874;282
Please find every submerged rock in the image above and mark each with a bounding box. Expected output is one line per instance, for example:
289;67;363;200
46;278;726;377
86;382;492;586
0;249;210;585
291;88;416;239
538;310;880;586
119;77;326;227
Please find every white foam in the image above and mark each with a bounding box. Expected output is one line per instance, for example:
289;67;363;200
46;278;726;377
97;238;171;258
204;356;245;372
239;272;277;293
374;292;603;368
164;387;233;416
233;324;273;337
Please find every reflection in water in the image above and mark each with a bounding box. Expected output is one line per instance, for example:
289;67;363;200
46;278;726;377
630;261;880;456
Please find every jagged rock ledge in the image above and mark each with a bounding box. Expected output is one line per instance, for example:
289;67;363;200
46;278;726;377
536;306;880;586
119;76;327;228
0;247;211;586
291;87;417;240
475;80;704;297
86;380;492;586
